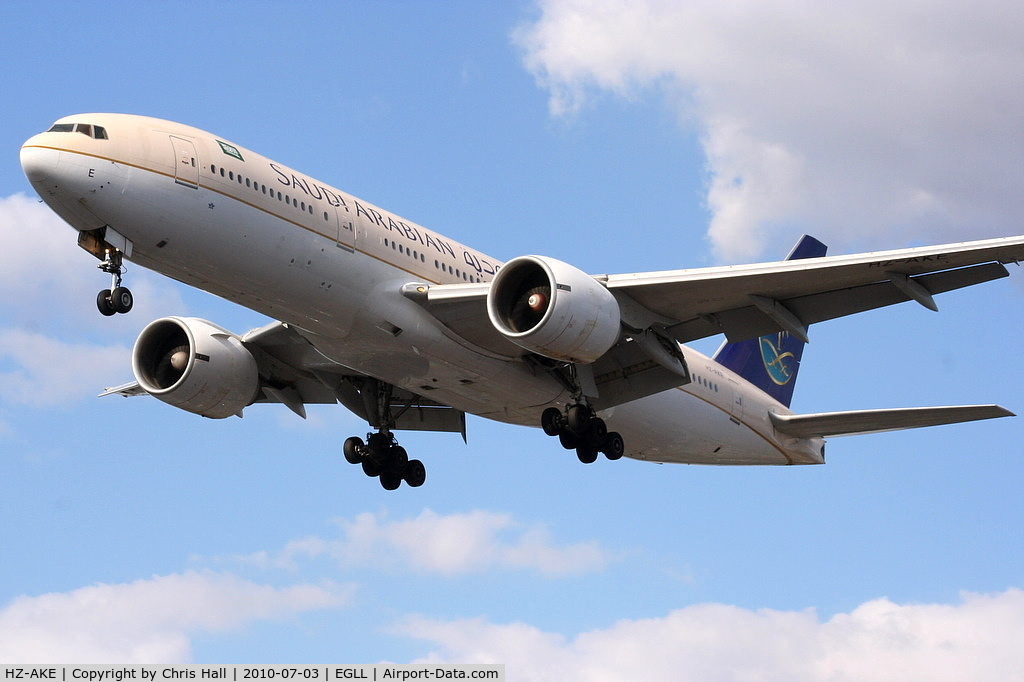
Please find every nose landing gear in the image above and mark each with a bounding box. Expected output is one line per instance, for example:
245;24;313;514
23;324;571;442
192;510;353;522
542;404;624;464
96;248;133;316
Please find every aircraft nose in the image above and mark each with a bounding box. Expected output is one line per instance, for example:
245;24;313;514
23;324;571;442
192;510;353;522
20;136;59;183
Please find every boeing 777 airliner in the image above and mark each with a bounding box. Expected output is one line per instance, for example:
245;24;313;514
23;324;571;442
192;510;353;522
20;114;1023;489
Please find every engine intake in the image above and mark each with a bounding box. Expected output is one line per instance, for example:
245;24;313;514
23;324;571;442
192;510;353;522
487;255;620;363
132;317;259;419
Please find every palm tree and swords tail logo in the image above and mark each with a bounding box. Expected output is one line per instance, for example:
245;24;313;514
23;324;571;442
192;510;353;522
759;332;798;385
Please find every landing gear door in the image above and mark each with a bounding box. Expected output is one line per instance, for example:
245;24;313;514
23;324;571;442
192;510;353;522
170;135;199;189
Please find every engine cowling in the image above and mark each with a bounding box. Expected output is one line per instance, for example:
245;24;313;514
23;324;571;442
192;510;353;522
132;317;259;419
486;255;620;363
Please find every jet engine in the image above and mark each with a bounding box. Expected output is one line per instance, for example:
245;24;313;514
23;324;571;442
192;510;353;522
486;255;620;363
132;317;259;419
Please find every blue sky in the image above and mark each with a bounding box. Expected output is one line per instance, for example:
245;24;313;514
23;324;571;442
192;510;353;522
1;0;1023;677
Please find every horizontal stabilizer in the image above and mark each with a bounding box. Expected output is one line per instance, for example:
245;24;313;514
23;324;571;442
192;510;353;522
770;404;1014;438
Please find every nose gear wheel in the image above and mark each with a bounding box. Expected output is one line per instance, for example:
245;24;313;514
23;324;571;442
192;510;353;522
96;248;133;316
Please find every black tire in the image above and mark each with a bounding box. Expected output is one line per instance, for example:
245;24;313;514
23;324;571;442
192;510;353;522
585;417;607;448
343;436;363;464
558;430;579;450
379;470;402;491
404;459;426;487
97;289;116;316
111;286;133;314
388;445;409;473
567;404;591;435
541;407;562;437
602;432;625;460
361;458;381;478
576;444;599;464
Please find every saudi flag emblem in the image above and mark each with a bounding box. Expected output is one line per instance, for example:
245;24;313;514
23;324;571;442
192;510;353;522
217;140;244;161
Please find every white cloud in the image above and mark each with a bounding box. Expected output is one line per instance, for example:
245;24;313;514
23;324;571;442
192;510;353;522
0;329;129;407
0;193;188;410
517;0;1024;261
235;510;612;577
0;192;187;332
0;193;95;288
397;588;1024;681
0;570;351;663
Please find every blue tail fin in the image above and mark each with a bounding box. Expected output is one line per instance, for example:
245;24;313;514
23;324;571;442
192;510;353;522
713;235;827;408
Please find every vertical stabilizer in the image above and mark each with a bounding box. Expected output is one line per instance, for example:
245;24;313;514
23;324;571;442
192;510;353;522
713;235;827;407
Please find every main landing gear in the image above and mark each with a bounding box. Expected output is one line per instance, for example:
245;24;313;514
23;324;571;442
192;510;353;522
541;404;624;464
343;430;426;491
96;248;133;316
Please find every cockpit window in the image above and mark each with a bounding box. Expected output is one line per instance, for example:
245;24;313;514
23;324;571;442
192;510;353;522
46;122;108;139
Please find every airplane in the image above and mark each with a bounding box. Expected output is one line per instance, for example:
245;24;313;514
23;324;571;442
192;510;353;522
20;113;1024;490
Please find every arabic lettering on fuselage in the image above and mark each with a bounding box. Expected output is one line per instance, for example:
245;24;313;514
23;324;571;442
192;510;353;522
268;162;497;276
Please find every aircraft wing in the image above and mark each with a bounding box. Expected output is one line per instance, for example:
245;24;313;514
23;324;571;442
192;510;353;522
101;321;467;435
406;235;1024;409
415;236;1024;353
99;321;341;415
770;404;1014;438
601;235;1024;344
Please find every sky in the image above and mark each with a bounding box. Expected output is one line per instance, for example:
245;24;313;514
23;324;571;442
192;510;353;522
1;0;1023;677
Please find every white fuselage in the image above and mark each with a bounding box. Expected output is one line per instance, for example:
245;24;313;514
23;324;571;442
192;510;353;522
21;114;824;466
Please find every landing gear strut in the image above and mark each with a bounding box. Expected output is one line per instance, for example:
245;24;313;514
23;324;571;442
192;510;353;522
96;248;133;316
541;404;624;464
343;430;426;491
337;378;433;491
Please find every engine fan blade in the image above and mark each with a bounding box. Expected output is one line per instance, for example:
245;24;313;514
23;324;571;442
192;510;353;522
153;344;190;388
509;285;551;332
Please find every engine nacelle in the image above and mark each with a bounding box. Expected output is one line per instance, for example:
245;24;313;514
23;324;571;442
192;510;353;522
486;255;621;363
132;317;259;419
